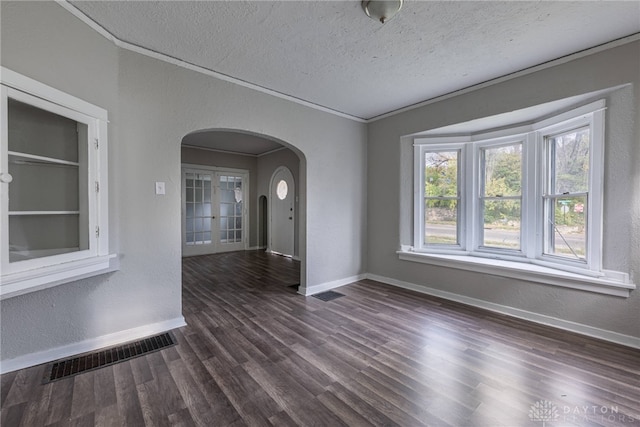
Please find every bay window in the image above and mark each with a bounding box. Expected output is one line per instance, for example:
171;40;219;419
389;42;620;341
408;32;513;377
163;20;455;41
409;100;621;291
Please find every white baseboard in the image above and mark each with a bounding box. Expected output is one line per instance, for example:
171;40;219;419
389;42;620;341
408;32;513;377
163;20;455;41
299;274;366;296
366;273;640;350
0;316;187;374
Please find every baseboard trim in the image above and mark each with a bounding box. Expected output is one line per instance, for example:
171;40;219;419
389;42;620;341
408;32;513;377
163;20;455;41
366;273;640;350
299;274;366;296
0;316;187;374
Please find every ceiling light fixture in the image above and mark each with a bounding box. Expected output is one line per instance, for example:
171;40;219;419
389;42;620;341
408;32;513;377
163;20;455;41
362;0;403;24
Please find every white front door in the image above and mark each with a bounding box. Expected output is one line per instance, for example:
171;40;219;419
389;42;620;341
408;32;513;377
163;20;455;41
269;167;295;256
182;168;248;256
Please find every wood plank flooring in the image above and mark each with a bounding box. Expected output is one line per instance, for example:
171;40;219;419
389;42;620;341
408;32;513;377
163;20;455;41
2;250;639;426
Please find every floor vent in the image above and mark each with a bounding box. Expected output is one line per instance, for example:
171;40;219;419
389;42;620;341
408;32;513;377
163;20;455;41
312;291;345;302
43;332;176;383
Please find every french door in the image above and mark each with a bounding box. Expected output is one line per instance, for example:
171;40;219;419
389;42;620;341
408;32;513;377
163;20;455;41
182;167;248;256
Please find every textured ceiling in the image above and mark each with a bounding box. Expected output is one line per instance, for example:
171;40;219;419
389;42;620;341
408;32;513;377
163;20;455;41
70;1;640;121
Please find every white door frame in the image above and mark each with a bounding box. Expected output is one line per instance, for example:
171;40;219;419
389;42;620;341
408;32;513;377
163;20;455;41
268;166;295;257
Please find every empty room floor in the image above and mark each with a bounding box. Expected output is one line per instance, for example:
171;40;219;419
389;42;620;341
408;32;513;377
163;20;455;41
1;250;639;426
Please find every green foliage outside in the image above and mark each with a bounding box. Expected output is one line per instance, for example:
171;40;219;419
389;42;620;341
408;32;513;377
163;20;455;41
424;132;589;232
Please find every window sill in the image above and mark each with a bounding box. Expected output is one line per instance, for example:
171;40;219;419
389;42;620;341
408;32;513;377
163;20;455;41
397;250;635;297
0;254;118;300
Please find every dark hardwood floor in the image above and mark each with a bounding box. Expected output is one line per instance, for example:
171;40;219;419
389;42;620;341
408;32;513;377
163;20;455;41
2;250;639;426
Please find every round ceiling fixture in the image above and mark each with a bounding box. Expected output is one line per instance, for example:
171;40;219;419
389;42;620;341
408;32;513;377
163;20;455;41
362;0;403;24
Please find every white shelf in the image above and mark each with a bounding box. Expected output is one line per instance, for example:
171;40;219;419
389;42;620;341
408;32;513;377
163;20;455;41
8;151;79;167
9;211;80;216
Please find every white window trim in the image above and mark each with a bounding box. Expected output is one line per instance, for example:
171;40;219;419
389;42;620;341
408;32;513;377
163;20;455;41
1;68;115;300
405;99;635;298
397;249;634;298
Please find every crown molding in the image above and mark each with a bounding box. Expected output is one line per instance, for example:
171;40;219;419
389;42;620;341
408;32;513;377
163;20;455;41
57;1;639;124
56;1;367;123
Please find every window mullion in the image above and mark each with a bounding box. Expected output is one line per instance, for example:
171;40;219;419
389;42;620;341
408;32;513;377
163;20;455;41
0;86;8;273
587;109;605;271
414;144;425;249
524;132;540;260
463;143;474;251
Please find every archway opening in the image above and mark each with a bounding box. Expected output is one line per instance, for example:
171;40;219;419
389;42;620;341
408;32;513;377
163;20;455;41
179;128;306;290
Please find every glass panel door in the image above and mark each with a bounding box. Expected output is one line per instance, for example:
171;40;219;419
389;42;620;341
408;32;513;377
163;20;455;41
182;168;247;256
184;172;212;244
216;173;245;252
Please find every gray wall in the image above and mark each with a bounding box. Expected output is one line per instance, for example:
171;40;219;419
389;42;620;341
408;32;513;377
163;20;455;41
2;0;635;369
367;40;640;339
1;1;367;364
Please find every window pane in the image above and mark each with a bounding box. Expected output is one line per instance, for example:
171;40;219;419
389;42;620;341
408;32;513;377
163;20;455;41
8;158;80;212
482;200;521;249
545;196;587;260
8;99;79;162
425;199;458;245
221;203;232;217
548;127;589;194
425;151;458;197
9;214;85;262
483;144;521;197
222;189;235;203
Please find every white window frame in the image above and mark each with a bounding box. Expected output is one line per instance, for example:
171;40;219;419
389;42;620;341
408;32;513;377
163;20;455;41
0;68;114;300
405;100;634;297
475;136;527;256
413;140;467;252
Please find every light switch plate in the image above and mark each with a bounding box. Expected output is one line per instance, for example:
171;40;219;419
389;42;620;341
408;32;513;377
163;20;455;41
155;181;166;195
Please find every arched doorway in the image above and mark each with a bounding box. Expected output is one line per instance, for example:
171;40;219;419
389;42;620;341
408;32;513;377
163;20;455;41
179;128;306;288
